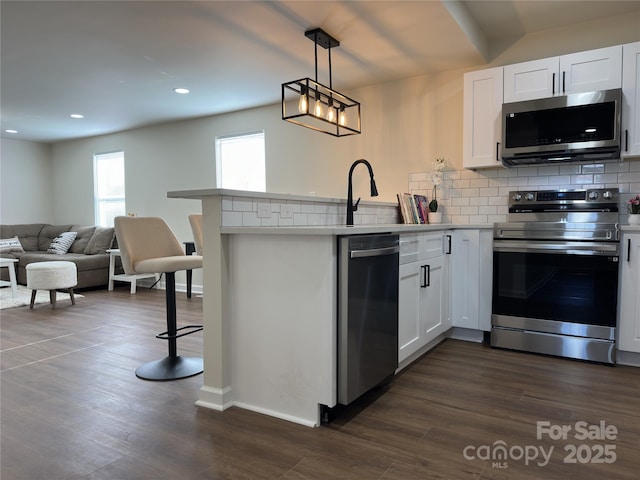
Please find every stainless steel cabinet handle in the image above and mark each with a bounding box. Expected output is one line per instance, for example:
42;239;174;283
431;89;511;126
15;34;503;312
496;142;500;162
552;72;556;95
628;238;632;262
446;235;452;254
562;71;566;93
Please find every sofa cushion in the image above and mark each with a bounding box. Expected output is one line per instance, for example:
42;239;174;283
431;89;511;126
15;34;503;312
38;225;72;251
0;236;25;254
47;231;77;254
18;252;110;271
85;227;115;254
69;225;96;253
0;224;45;251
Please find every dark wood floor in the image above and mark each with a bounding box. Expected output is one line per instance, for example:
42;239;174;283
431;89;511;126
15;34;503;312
1;286;639;479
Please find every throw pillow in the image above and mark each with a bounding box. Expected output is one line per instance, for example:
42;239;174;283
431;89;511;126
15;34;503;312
47;231;77;254
84;227;115;255
0;236;25;254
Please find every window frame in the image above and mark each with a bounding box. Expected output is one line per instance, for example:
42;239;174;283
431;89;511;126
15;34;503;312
93;150;126;227
215;130;266;192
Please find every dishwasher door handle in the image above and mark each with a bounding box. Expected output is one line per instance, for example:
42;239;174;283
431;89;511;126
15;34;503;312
350;246;400;258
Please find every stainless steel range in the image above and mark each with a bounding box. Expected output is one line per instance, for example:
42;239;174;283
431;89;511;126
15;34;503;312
492;188;620;364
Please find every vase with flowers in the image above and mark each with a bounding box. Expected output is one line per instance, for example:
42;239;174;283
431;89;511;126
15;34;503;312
428;157;446;223
629;194;640;225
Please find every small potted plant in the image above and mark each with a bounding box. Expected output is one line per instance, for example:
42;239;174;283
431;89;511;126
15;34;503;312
629;194;640;225
428;157;446;223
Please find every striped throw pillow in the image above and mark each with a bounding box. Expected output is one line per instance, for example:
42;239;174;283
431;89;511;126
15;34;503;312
47;231;77;254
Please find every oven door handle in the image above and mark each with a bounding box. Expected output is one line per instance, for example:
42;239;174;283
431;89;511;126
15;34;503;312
494;240;619;255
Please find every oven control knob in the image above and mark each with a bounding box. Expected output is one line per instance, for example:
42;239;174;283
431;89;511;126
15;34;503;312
525;193;534;201
512;193;522;202
603;191;613;200
588;191;599;200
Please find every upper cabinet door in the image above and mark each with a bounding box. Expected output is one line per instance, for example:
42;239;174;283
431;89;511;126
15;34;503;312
622;41;640;159
504;46;623;103
561;45;622;94
463;67;505;170
504;57;559;103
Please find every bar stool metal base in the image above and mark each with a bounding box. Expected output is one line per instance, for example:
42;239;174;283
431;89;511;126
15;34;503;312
135;356;203;381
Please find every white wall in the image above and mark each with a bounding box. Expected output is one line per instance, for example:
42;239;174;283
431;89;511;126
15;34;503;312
0;138;53;224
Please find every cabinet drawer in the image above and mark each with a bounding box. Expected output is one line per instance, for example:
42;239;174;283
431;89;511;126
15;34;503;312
400;232;446;264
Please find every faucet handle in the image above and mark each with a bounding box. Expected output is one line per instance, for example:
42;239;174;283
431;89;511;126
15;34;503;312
353;197;361;211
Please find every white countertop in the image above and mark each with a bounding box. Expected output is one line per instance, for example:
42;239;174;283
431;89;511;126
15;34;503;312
167;188;397;207
220;223;494;235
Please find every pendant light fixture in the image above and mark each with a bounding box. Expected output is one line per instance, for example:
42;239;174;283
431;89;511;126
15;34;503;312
282;28;361;137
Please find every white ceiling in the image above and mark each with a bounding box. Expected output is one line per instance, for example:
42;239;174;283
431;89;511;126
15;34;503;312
1;0;639;143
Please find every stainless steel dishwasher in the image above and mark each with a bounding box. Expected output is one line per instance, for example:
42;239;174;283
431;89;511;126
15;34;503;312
337;234;400;405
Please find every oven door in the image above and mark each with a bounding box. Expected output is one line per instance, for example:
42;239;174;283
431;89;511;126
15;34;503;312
493;240;619;330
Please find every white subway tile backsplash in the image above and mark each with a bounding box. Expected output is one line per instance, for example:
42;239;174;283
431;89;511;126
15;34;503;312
537;165;560;176
507;177;528;187
571;174;594;184
293;213;308;225
405;159;640;225
594;173;618;184
559;165;581;175
222;210;243;226
581;163;605;174
242;211;260;226
217;160;639;229
233;197;253;212
222;196;233;211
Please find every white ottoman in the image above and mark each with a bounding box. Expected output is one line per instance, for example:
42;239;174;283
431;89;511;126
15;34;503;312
26;261;77;309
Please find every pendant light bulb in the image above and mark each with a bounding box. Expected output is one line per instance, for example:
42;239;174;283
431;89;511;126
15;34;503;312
298;87;308;114
326;99;336;123
339;107;347;126
327;108;336;123
314;97;323;117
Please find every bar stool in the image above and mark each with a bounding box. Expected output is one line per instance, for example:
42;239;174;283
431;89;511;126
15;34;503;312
114;216;204;381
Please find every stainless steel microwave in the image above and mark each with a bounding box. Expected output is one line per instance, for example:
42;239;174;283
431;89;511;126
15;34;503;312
501;88;622;166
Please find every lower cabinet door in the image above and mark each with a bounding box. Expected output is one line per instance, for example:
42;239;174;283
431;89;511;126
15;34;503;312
398;255;446;363
399;261;422;362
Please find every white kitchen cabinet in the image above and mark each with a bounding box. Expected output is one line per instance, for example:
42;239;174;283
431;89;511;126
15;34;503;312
618;232;640;353
504;45;622;102
450;229;493;332
622;41;640;159
398;232;448;363
463;67;505;170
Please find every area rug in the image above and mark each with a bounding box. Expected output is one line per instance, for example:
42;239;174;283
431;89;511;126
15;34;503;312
0;285;83;310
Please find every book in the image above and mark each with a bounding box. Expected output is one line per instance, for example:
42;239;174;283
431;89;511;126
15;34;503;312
397;194;410;223
414;194;429;224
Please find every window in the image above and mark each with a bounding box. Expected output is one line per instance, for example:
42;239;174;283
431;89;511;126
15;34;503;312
215;131;265;191
93;150;126;227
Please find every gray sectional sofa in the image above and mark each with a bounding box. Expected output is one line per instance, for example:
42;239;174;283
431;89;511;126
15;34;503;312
0;224;116;289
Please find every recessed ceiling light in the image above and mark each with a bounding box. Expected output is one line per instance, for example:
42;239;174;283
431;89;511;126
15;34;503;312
70;113;84;119
173;87;190;94
5;129;18;134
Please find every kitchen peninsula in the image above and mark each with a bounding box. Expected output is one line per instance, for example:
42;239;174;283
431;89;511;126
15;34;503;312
168;188;492;427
